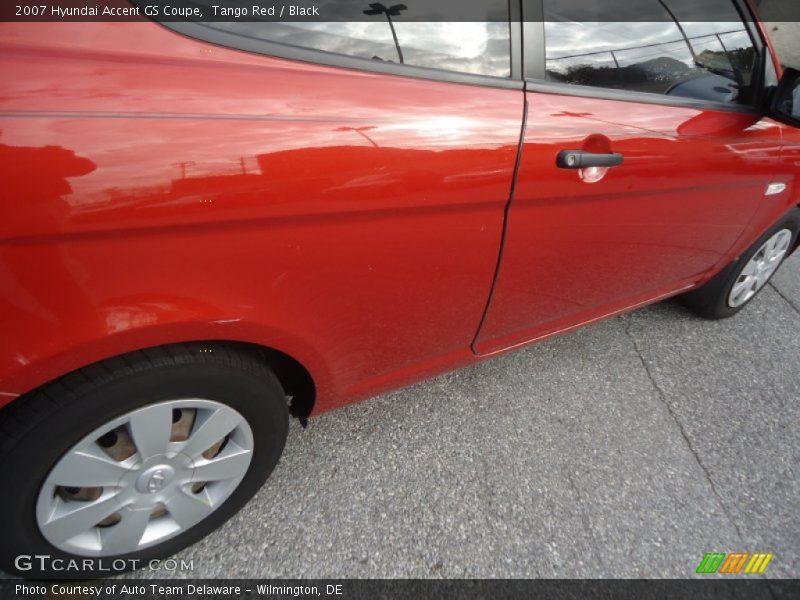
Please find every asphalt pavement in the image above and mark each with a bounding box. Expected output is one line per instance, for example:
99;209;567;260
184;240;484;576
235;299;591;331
126;254;800;579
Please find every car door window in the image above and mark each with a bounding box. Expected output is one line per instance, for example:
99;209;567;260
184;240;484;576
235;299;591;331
185;2;511;78
542;0;760;106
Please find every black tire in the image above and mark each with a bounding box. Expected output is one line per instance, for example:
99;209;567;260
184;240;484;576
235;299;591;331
0;342;289;579
682;208;800;319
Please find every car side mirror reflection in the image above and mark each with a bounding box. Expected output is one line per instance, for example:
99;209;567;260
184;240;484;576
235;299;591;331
770;67;800;127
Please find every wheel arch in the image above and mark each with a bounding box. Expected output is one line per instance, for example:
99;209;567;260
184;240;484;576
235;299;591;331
1;335;322;422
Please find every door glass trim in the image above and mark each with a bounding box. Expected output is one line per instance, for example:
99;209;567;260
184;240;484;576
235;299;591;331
509;0;524;80
524;79;761;115
522;11;546;80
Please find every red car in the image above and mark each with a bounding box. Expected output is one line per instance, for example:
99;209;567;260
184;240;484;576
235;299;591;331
1;0;799;577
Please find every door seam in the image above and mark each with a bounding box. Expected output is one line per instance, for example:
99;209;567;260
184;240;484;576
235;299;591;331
471;91;529;354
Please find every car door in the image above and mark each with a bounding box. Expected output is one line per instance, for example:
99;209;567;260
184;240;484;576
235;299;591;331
475;0;784;354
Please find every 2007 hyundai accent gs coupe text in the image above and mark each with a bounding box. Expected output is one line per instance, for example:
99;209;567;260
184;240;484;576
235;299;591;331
1;0;799;577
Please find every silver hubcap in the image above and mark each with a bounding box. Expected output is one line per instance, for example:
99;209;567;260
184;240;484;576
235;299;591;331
36;399;253;556
728;229;792;308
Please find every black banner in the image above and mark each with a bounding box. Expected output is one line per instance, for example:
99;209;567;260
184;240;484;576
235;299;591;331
1;580;800;600
3;0;800;22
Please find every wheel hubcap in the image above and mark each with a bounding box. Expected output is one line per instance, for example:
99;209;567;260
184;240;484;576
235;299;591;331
135;464;175;494
36;399;253;556
728;229;792;309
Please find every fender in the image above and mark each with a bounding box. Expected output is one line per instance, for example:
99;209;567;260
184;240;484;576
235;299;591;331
0;306;333;413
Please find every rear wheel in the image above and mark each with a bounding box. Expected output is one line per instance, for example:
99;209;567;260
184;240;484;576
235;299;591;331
0;343;289;578
682;209;799;319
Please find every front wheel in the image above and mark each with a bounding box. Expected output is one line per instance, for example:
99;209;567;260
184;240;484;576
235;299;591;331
0;343;289;578
682;209;799;319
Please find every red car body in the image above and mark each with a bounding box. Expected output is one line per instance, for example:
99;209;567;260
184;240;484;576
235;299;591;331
1;9;798;418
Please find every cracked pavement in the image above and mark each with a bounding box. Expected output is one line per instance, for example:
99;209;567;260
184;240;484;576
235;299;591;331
127;254;800;579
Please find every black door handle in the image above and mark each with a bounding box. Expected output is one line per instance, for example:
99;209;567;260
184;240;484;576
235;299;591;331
557;150;624;169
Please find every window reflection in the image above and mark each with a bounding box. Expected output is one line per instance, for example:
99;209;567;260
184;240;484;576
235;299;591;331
543;0;758;105
204;21;511;77
193;0;512;78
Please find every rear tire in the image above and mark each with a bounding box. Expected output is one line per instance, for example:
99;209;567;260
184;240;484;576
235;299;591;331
0;343;289;578
682;209;799;319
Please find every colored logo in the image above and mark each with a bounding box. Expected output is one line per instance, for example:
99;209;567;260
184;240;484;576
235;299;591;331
696;552;774;574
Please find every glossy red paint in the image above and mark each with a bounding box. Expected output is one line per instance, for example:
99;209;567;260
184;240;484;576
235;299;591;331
474;94;784;354
0;23;522;414
0;20;798;416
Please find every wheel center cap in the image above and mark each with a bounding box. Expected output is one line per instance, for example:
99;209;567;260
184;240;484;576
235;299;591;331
136;464;175;494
